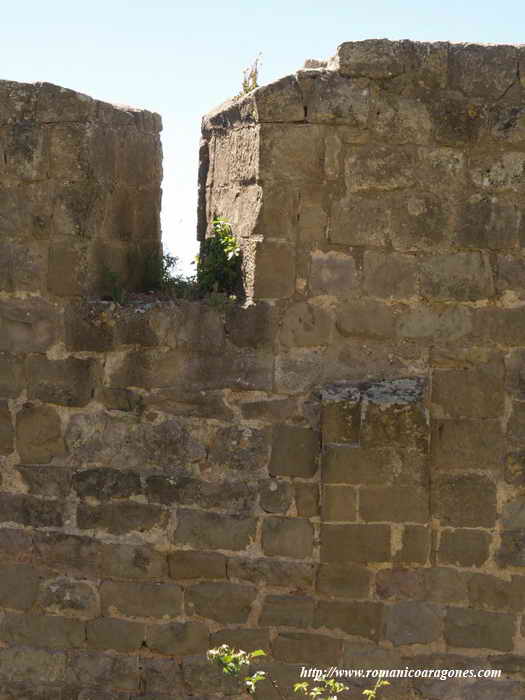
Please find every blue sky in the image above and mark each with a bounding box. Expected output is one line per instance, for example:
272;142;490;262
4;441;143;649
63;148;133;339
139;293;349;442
2;0;524;273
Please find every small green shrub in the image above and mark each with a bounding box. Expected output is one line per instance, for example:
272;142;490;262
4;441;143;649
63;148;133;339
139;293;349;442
207;645;390;699
238;54;261;96
196;218;242;297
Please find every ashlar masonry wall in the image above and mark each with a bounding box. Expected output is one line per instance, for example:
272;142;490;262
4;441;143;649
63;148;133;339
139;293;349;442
0;40;524;700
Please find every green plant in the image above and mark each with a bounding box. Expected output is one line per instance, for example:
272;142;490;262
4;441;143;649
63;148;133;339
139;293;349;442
196;218;242;297
207;645;390;700
141;250;178;291
101;265;127;304
238;54;261;96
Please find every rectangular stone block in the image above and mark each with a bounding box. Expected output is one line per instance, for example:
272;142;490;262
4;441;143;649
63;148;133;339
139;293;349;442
445;607;515;651
260;594;315;628
362;402;428;449
363;250;418;299
420;252;494;301
146;621;209;655
0;563;42;610
439;529;491;568
0;647;66;684
394;525;431;564
315;600;383;641
295;482;319;517
468;573;525;613
269;424;320;477
497;529;525;568
431;419;504;471
272;632;342;665
27;356;97;407
168;550;227;580
321;523;391;563
310;250;358;297
323;445;392;484
186;582;257;624
140;657;185;696
262;517;314;559
100;580;183;619
0;611;85;648
86;617;145;651
0;297;59;353
433;474;497;528
360;486;429;523
431;363;504;418
175;509;257;551
0;493;63;528
335;299;397;340
18;465;71;499
322;485;357;521
15;403;66;464
0;352;24;398
321;400;361;444
316;562;371;598
385;601;443;646
227;556;315;589
77;502;167;535
98;542;167;580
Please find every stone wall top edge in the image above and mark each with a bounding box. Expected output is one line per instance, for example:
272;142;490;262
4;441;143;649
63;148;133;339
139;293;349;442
0;78;162;132
202;37;525;128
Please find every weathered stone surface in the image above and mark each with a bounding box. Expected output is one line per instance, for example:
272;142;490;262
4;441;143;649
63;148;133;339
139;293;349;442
431;362;504;419
457;194;523;249
0;401;14;455
397;304;473;342
323;445;392;484
272;632;342;665
225;302;275;347
360;486;429;523
77;502;167;535
431;419;504;472
27;356;96;407
0;611;85;648
420;252;494;301
175;509;256;551
187;582;257;624
504;451;525;486
321;524;391;563
98;542;167;580
0;353;24;398
439;529;491;568
66;650;139;690
140;657;185;696
395;525;431;564
253;240;296;299
445;607;515;651
0;647;66;684
0;493;63;528
262;517;313;559
295;483;319;517
73;468;141;501
321;400;361;444
38;577;99;618
18;465;70;499
336;299;397;339
269;424;319;477
322;485;357;521
260;594;315;628
211;627;270;652
468;573;525;613
433;474;497;528
363;250;418;299
168;550;227;580
385;601;443;646
16;403;66;463
227;557;315;590
316;562;371;598
64;302;114;352
86;617;144;651
146;621;209;655
362;401;428;449
260;479;293;513
423;567;468;605
181;654;243;696
0;298;59;353
0;563;42;610
497;529;525;568
376;568;425;601
310;250;358;297
207;424;271;474
100;580;183;619
280;301;334;348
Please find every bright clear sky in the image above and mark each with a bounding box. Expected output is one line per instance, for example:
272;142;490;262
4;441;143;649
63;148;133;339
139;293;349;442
1;1;524;273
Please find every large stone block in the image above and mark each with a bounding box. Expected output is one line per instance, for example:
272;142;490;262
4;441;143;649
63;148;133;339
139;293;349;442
0;493;63;528
227;556;315;590
38;576;99;618
0;611;85;648
397;304;473;341
323;445;392;484
98;542;167;580
360;486;429;523
146;621;209;655
0;563;42;611
65;650;139;690
439;529;491;568
73;467;141;501
15;403;65;464
253;240;296;299
175;508;256;551
321;523;390;563
27;356;97;407
329;193;391;247
168;550;227;580
272;632;342;665
310;250;358;297
295;482;319;517
100;580;183;619
385;601;443;646
0;298;59;353
497;529;525;568
363;250;418;299
140;657;185;696
260;594;315;628
262;517;314;559
187;582;257;624
315;600;383;641
322;485;357;521
448;43;519;100
456;194;523;249
420;252;494;301
0;401;14;455
321;399;361;444
280;301;334;348
86;617;144;651
431;419;504;471
316;562;371;598
468;573;525;613
77;502;167;535
432;474;497;528
0;353;24;398
445;607;515;651
269;424;319;478
0;647;66;684
336;299;397;340
362;402;428;449
394;525;431;565
18;465;71;499
431;362;504;418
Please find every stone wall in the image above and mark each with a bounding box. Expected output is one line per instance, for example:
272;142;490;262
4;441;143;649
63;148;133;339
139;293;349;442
1;40;525;699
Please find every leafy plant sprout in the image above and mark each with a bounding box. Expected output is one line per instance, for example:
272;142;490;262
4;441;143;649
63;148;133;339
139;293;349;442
239;53;262;96
207;645;390;699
